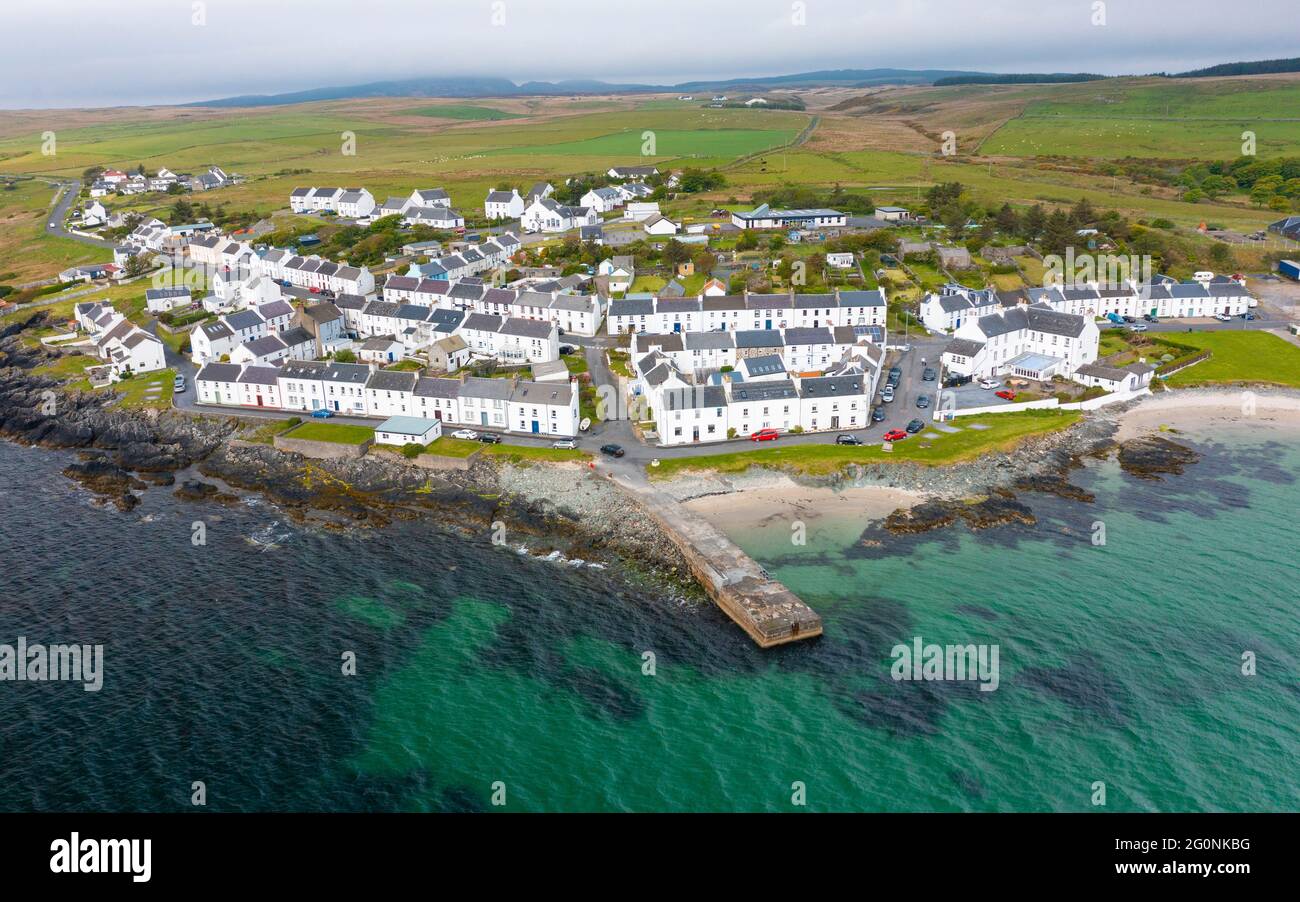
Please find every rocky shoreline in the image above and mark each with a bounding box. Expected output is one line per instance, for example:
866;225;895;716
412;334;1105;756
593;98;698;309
1;315;1215;567
0;327;693;595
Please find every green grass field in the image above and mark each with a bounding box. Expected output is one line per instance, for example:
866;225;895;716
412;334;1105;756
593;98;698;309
983;79;1300;160
286;422;374;444
1164;332;1300;388
648;410;1081;478
407;104;522;121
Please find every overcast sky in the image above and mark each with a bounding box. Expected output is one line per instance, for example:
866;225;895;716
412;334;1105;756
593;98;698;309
2;0;1293;108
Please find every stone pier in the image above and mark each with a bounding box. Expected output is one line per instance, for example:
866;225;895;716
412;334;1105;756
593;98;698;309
623;482;822;647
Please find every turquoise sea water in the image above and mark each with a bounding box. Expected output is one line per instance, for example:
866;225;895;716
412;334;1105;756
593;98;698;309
0;421;1296;812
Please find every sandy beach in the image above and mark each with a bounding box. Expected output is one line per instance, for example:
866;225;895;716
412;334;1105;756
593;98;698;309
682;478;926;532
1113;389;1300;441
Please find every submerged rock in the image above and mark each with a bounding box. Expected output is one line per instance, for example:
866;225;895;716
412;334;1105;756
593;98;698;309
1117;435;1200;480
63;457;145;512
1014;473;1095;503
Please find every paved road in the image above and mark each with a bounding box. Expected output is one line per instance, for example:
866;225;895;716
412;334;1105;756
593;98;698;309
44;179;112;249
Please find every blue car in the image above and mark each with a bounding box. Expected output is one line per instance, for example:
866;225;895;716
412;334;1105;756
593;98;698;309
311;408;333;419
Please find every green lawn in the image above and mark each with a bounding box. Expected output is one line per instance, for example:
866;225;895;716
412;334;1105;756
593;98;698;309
649;410;1082;478
286;422;374;444
1163;332;1300;388
559;352;587;376
112;369;175;409
423;437;482;458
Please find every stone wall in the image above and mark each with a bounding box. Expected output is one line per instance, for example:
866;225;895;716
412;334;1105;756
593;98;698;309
274;432;371;459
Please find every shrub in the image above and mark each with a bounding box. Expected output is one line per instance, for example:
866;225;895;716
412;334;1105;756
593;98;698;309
286;417;302;427
789;426;804;434
727;427;737;439
401;443;424;459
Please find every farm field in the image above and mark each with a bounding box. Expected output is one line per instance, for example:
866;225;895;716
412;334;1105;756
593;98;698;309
0;179;102;284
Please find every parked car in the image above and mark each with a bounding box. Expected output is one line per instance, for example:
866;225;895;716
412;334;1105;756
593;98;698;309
750;428;780;442
888;366;903;381
311;408;333;419
451;429;479;440
870;407;886;423
173;375;186;393
1128;323;1148;332
552;439;577;450
916;394;930;409
1122;315;1137;324
600;443;625;457
943;374;972;389
559;345;576;355
978;378;999;390
835;434;863;446
1143;314;1159;323
1214;313;1232;322
478;433;501;444
1242;312;1258;321
995;389;1017;401
906;419;925;433
883;429;908;442
880;386;895;403
309;286;321;294
922;367;936;382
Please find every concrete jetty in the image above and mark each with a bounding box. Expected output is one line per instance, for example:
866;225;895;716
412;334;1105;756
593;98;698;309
621;481;822;647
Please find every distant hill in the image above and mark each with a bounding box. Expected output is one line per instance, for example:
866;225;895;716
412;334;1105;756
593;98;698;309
1169;57;1300;78
933;73;1106;87
189;69;992;107
189;58;1300;108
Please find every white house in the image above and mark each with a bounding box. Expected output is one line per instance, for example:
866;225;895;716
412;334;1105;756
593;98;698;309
624;202;660;222
580;187;624;213
336;189;376;219
145;288;192;313
191;320;239;364
598;256;635;294
731;203;846;230
375;415;442;446
520;198;596;234
484;188;525;220
941;304;1100;381
643;213;680;236
827;252;855;269
508;379;580;437
608;166;658;180
403;206;465;230
407;188;451;209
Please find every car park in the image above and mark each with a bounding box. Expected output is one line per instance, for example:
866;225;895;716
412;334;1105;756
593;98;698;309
906;419;925;433
835;434;863;445
883;429;907;442
751;428;780;442
916;394;930;409
600;443;625;457
451;429;478;440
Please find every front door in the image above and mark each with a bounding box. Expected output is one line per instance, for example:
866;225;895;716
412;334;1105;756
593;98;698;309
480;412;487;426
256;395;264;407
831;416;839;429
214;391;221;405
531;420;539;434
692;427;699;443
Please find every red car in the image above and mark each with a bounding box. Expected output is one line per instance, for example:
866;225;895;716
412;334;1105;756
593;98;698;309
750;428;780;442
995;389;1017;401
883;429;908;442
309;286;321;293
